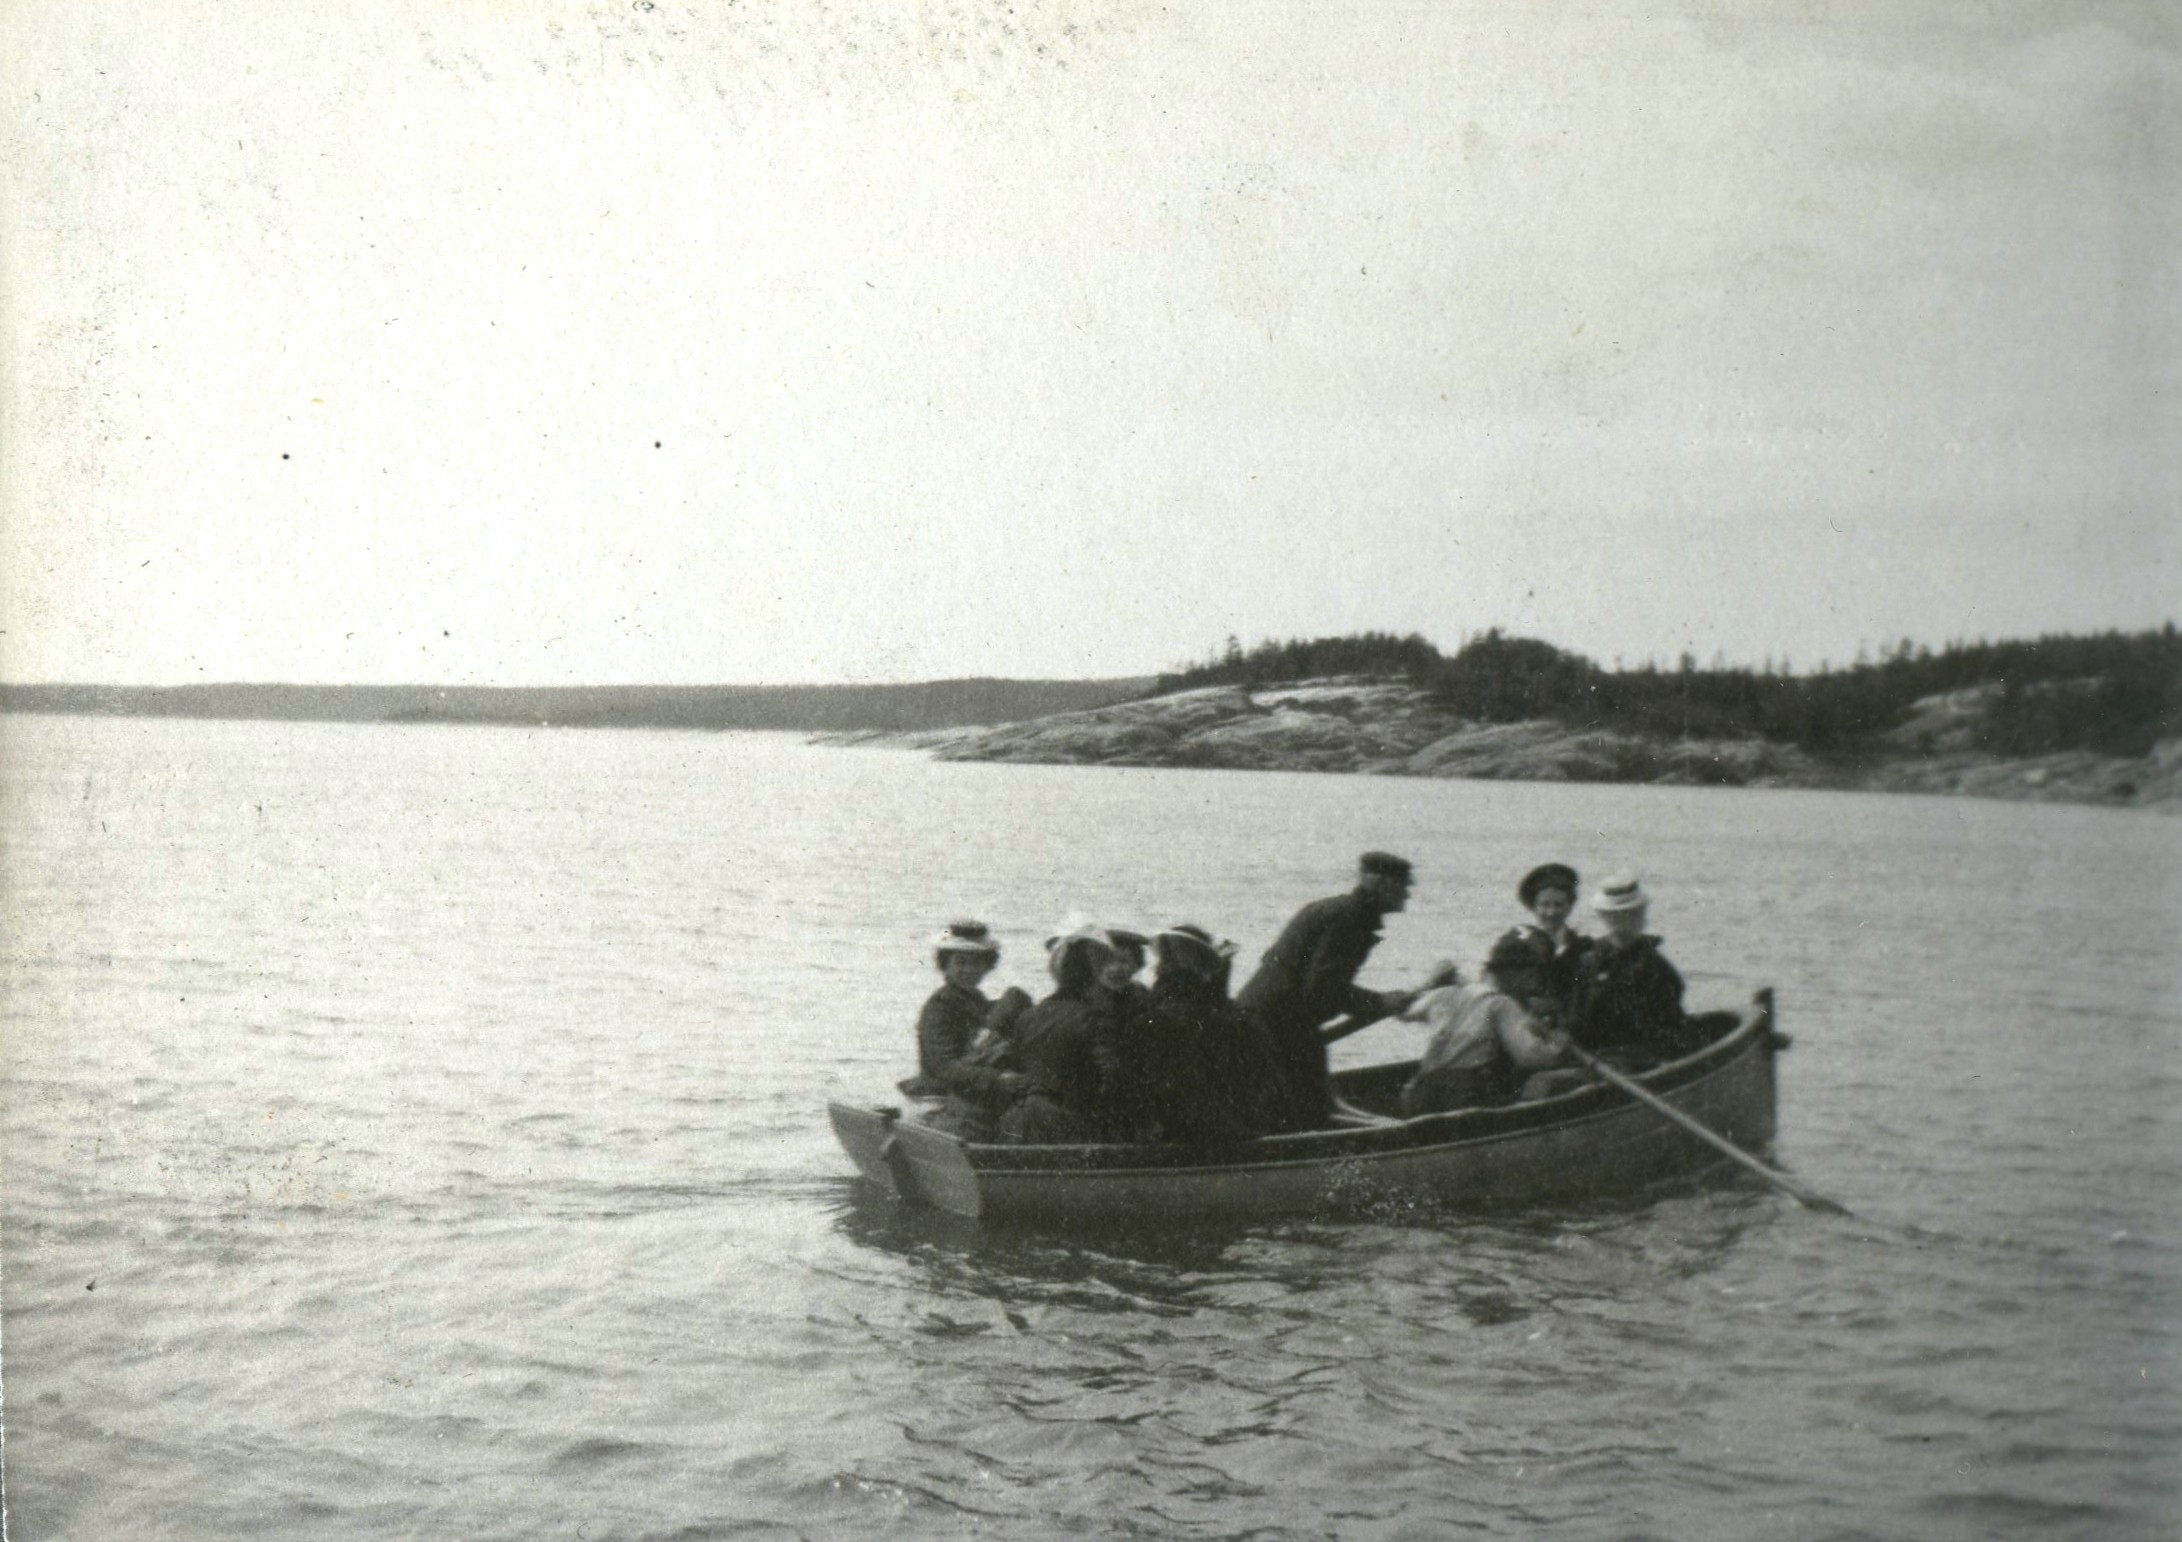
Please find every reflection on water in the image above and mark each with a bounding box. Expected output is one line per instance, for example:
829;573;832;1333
830;1173;1782;1345
817;1174;1812;1538
834;1188;1269;1313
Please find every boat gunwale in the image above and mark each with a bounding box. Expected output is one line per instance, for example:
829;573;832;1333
940;991;1777;1177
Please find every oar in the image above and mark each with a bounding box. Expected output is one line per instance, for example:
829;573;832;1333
1318;974;1460;1048
1318;1014;1372;1046
1565;1045;1852;1217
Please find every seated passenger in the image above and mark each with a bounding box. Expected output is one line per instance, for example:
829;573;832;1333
1128;924;1283;1145
1566;873;1693;1072
1092;928;1153;1030
995;929;1119;1145
901;920;1003;1098
914;982;1033;1142
1494;862;1589;1013
1397;938;1571;1115
1083;927;1164;1134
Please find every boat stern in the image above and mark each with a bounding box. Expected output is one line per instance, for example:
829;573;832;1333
827;1101;985;1218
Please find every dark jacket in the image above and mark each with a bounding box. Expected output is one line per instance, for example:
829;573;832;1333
1133;973;1283;1145
913;989;1033;1139
1493;922;1589;1011
907;985;1029;1094
994;992;1109;1144
1088;980;1156;1141
907;982;990;1090
1235;888;1395;1129
1567;934;1689;1068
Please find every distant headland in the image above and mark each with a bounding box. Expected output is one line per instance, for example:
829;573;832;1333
0;678;1155;734
9;626;2177;808
825;627;2182;810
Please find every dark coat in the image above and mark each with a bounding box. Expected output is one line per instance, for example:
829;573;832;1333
907;982;990;1090
1235;888;1395;1129
994;992;1109;1144
1567;934;1690;1068
1493;922;1589;1010
913;989;1033;1139
1087;980;1156;1140
1131;974;1284;1145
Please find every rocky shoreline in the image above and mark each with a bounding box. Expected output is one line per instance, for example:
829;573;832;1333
819;676;2181;809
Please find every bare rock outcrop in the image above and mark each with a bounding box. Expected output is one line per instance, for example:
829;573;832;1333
858;674;2177;808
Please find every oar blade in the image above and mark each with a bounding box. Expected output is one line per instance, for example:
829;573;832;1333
1794;1189;1854;1218
1568;1045;1852;1220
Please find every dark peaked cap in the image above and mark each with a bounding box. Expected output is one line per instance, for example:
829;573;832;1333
1359;852;1413;881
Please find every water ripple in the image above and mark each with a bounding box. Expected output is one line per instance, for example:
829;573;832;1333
6;719;2178;1540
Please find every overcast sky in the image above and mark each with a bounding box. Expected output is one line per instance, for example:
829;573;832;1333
4;0;2176;685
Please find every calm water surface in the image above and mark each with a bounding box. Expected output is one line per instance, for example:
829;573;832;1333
4;716;2178;1540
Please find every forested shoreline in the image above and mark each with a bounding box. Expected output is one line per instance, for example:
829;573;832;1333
8;626;2176;805
852;624;2182;808
1150;625;2182;762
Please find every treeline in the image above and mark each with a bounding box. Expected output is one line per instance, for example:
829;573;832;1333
1154;632;1444;693
1154;625;2182;757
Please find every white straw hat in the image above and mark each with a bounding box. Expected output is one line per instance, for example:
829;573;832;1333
933;920;1000;957
1591;874;1650;914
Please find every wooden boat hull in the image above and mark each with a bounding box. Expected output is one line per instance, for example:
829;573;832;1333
830;990;1781;1224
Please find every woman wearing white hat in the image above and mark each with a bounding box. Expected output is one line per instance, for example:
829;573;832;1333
903;921;1013;1096
1565;874;1693;1071
995;927;1124;1144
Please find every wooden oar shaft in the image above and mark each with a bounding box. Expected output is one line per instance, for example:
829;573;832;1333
1568;1046;1851;1217
1318;1014;1371;1046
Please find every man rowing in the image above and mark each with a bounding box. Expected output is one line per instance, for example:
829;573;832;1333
1396;934;1573;1114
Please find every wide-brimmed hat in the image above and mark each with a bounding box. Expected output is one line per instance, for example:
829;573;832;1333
1045;926;1118;990
1047;923;1145;956
1591;873;1649;914
1154;923;1238;979
934;920;1001;961
1518;863;1579;908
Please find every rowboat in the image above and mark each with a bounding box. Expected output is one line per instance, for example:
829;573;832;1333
829;989;1786;1224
